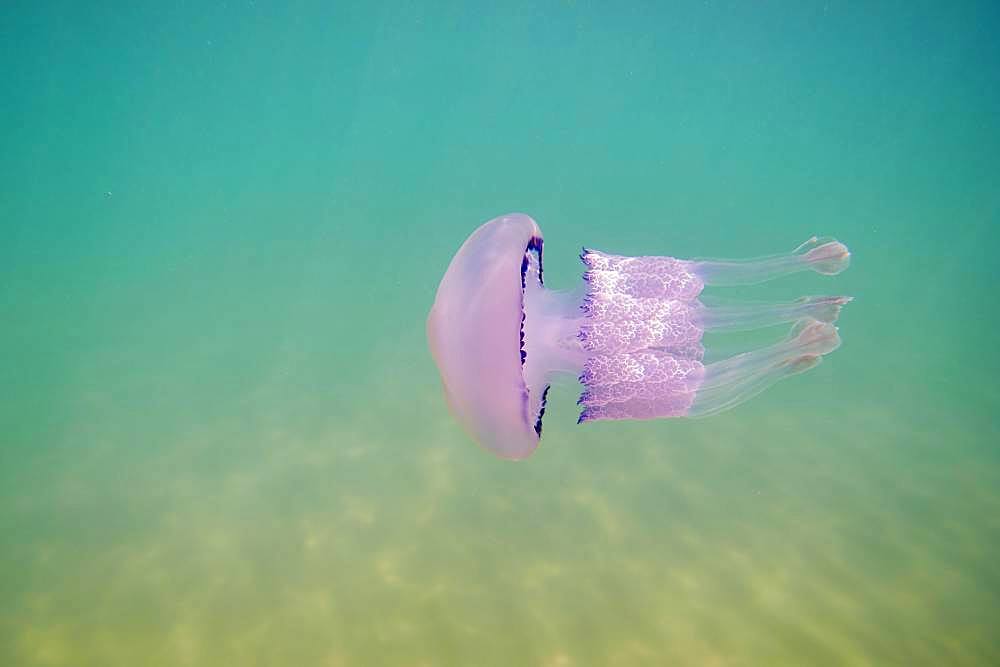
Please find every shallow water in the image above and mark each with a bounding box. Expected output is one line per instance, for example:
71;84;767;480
2;2;999;665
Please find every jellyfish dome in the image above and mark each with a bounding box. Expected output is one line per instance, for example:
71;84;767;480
427;213;851;460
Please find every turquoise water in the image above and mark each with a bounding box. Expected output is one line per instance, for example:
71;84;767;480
2;1;999;664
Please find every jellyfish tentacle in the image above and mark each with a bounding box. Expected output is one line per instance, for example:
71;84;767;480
699;295;853;332
685;319;838;418
686;354;822;418
577;319;840;422
690;237;851;286
696;318;840;389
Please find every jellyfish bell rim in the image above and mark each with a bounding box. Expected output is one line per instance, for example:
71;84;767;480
426;213;543;460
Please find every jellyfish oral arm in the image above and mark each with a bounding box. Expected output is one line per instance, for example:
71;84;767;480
575;324;839;422
573;247;849;424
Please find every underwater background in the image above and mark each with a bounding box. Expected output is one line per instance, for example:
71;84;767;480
2;1;998;665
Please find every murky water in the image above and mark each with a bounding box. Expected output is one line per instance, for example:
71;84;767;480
2;2;998;665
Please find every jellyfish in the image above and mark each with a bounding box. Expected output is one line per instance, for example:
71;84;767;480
427;213;851;460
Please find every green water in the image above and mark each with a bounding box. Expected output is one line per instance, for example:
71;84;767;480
2;1;998;665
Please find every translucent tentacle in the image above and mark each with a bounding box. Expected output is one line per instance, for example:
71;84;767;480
577;320;840;422
691;237;851;286
686;354;822;418
699;295;852;331
695;319;840;390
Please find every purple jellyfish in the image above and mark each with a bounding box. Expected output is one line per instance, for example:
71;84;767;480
427;213;851;460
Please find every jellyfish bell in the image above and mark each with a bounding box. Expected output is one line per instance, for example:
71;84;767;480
426;213;548;459
428;213;852;460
